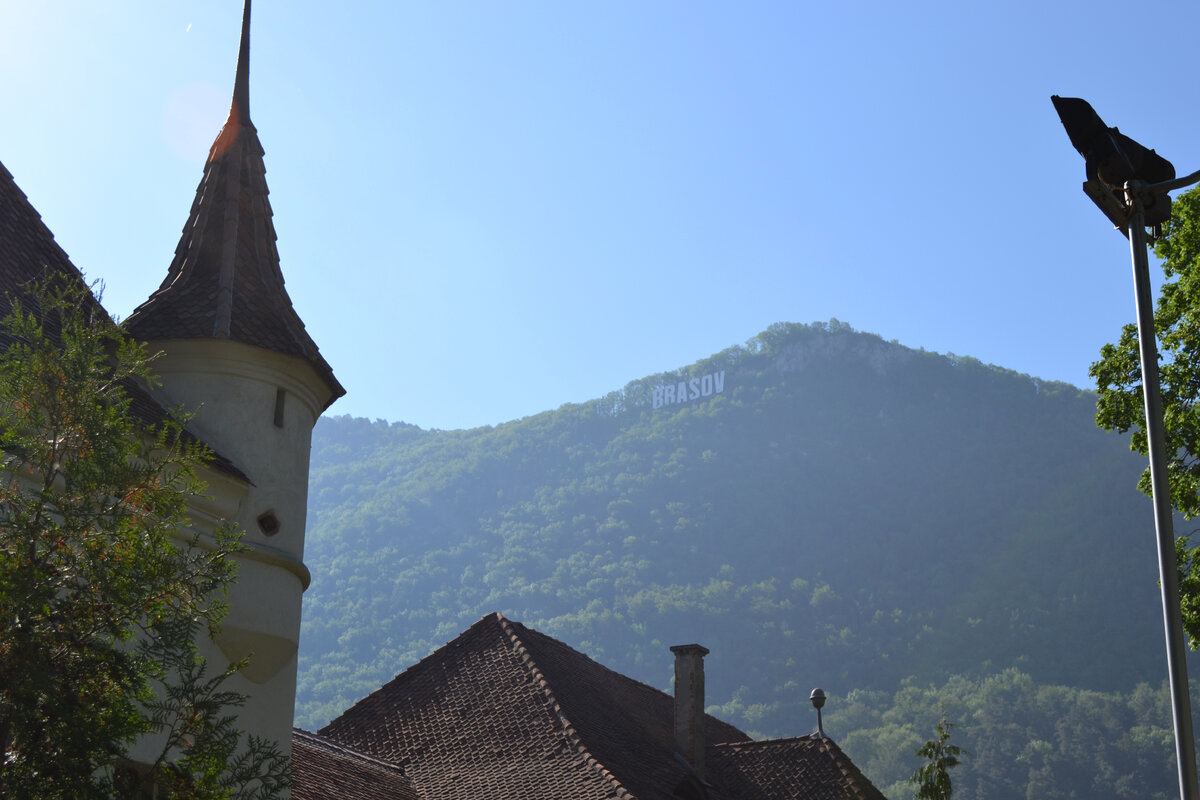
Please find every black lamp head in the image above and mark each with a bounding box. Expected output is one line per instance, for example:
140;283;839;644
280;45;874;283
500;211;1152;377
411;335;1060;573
1052;95;1175;228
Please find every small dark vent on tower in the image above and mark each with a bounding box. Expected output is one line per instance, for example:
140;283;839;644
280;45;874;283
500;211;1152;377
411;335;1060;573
257;510;280;537
273;388;286;428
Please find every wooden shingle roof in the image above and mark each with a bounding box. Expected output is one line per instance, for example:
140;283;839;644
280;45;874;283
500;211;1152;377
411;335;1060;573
123;0;343;408
317;612;888;800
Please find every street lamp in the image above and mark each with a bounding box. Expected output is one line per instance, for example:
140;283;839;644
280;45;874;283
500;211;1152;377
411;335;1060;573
1052;94;1200;800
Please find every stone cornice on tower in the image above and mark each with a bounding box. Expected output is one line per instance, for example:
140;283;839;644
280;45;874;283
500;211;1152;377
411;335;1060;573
125;0;344;409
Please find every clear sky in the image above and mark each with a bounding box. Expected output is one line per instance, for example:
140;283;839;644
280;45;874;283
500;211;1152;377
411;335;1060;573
2;1;1198;430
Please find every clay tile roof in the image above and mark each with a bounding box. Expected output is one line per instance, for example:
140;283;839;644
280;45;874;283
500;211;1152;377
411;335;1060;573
709;736;890;800
123;0;343;409
320;613;759;800
291;729;421;800
0;159;246;481
317;613;891;800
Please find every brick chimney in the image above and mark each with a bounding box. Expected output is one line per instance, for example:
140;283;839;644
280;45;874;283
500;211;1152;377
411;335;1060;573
670;643;710;776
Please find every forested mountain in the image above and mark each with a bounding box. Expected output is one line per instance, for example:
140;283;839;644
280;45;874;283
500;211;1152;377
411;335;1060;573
296;320;1190;799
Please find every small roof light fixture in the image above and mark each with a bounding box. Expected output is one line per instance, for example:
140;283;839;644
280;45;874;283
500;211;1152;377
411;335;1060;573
810;688;826;739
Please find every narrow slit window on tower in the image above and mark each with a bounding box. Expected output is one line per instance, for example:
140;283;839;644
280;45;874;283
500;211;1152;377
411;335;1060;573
273;388;286;428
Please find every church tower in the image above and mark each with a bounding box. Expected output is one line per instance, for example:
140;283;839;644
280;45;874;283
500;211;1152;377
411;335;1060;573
125;0;343;756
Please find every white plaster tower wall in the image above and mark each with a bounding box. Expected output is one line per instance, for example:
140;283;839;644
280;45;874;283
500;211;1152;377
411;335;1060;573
146;337;335;709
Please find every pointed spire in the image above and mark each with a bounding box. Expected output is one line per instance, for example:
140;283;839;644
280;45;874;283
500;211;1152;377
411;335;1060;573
125;1;343;407
232;0;252;125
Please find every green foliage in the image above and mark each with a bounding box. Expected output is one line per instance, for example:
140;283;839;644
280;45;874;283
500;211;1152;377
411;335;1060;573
1092;187;1200;647
909;712;963;800
1092;187;1200;518
0;281;288;799
829;671;1189;800
1180;536;1200;646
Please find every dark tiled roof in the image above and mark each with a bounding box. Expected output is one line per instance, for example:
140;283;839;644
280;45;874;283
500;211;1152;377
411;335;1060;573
123;5;344;409
0;159;97;330
514;619;749;800
710;736;889;800
319;613;885;800
292;729;420;800
0;159;246;481
321;613;640;800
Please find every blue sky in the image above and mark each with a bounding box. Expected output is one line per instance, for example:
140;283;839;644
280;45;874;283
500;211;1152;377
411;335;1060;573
2;1;1198;430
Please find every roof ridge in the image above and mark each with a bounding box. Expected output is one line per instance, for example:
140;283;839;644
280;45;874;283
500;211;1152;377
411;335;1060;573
815;736;876;800
322;614;498;729
716;734;879;800
292;728;408;775
323;612;538;736
712;734;823;749
496;613;640;800
0;161;81;285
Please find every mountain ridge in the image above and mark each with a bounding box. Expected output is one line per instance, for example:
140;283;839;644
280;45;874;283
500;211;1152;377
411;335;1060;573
296;319;1176;798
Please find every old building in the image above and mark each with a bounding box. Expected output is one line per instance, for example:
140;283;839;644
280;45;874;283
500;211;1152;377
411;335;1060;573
0;4;888;798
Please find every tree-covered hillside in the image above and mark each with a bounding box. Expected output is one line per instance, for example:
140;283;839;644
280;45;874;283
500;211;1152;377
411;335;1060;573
296;321;1184;797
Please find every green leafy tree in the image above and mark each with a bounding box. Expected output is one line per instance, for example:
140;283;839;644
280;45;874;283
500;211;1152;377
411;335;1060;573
909;712;964;800
1093;187;1200;517
0;281;288;799
1092;186;1200;644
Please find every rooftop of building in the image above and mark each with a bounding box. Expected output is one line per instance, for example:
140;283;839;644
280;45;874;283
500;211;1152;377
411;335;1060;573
314;612;887;800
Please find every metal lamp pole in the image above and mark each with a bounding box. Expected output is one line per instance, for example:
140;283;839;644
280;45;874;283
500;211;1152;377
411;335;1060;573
1124;179;1200;800
1051;93;1200;798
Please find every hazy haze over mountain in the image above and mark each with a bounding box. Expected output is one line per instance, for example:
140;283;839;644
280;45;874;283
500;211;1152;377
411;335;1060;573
296;321;1191;797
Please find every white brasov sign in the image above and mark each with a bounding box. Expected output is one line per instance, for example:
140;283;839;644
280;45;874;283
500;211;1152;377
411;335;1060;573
652;371;726;409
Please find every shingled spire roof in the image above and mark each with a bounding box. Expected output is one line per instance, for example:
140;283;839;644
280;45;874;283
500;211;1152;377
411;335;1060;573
125;0;343;406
